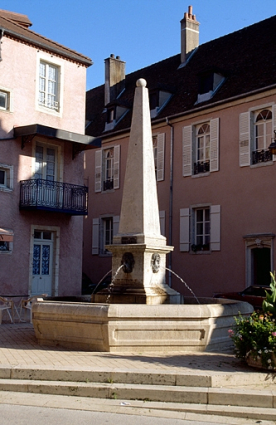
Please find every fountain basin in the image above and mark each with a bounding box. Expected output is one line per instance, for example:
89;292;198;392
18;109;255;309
32;298;253;352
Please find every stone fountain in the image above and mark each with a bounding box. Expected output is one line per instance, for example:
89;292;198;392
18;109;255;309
92;78;180;305
32;79;253;352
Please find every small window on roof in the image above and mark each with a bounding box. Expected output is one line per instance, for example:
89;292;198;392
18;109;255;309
197;72;224;104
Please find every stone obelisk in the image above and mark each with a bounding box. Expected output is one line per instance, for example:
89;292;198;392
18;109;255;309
92;79;180;304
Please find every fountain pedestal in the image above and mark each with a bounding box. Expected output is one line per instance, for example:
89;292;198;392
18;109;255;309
92;243;180;304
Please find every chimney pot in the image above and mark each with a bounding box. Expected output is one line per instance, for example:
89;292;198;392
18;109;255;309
180;5;199;63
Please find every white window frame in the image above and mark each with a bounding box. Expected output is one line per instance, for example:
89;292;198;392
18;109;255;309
182;118;219;177
239;104;276;167
0;163;13;192
32;140;63;183
92;215;120;255
180;205;220;253
36;53;63;116
153;133;165;182
95;145;120;192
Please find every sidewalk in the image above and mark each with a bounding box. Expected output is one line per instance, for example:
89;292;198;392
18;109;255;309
0;322;275;388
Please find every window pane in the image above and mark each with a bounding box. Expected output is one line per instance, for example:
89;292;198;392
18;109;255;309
0;170;5;185
0;91;7;109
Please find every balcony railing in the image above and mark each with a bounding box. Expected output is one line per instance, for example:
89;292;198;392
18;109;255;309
194;160;210;175
252;149;272;164
103;179;113;191
20;179;88;215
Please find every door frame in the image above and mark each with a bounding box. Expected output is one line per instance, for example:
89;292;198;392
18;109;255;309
29;225;60;296
244;233;274;288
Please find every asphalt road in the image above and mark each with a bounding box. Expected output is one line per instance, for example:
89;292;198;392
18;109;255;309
0;403;214;425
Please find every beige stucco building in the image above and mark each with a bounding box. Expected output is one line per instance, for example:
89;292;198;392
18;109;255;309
0;10;98;297
84;7;276;298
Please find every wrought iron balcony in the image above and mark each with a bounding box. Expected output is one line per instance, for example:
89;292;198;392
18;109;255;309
20;179;88;215
252;149;272;164
194;160;210;175
103;179;113;191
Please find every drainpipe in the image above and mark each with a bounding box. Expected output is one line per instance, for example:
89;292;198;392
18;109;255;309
166;117;174;287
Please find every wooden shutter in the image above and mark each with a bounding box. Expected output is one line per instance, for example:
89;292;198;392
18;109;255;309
113;145;120;189
113;215;120;239
239;112;250;167
272;105;276;161
180;208;190;252
94;150;102;192
210;205;220;251
159;210;165;236
182;126;192;176
210;118;219;172
92;218;100;254
156;133;165;181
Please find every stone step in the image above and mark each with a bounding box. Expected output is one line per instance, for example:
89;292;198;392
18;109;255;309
0;366;274;389
0;379;275;410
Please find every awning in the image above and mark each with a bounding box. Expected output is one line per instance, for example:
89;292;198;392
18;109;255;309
14;124;101;157
0;228;13;242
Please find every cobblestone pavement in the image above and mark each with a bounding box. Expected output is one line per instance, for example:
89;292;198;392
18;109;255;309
0;322;257;375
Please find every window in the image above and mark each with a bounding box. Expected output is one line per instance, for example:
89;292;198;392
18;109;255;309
38;61;59;111
150;90;172;118
194;123;210;174
92;216;120;255
182;118;219;177
95;146;120;192
0;164;13;191
253;109;272;164
180;205;220;252
104;104;128;131
35;144;56;181
0;90;10;110
0;228;13;253
239;105;276;167
193;208;210;251
152;134;165;181
196;72;224;104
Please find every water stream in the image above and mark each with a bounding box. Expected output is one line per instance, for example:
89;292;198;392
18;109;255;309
164;267;200;304
91;269;112;294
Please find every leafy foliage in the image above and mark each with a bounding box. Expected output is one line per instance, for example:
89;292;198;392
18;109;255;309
229;273;276;369
262;272;276;317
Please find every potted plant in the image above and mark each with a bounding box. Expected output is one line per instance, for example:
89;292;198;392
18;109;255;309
229;272;276;370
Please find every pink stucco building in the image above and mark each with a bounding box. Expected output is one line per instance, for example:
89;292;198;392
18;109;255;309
84;8;276;298
0;10;98;297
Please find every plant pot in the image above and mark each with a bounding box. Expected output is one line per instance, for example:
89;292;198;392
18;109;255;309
246;353;276;370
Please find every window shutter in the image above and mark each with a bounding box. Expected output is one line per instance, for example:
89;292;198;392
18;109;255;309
113;215;120;238
113;145;120;189
210;205;220;251
180;208;190;252
159;210;165;236
92;218;100;255
156;133;165;181
239;112;250;167
95;150;102;192
182;126;192;176
210;118;219;172
272;105;276;161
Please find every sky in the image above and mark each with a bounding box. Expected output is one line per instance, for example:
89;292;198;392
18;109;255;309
1;0;276;90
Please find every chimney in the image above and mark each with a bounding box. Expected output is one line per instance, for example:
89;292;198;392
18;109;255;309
104;54;126;105
180;6;199;64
